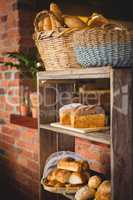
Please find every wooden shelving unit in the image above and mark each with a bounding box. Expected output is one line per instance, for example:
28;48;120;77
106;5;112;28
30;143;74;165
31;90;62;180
38;67;133;200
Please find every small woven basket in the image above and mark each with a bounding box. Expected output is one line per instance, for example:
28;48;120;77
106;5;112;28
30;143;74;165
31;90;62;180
34;11;80;71
73;24;133;67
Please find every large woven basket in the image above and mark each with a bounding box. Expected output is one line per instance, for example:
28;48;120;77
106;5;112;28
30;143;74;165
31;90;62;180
73;25;133;67
34;11;80;71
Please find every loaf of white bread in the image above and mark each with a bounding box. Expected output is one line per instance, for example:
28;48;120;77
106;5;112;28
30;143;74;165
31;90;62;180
59;104;105;128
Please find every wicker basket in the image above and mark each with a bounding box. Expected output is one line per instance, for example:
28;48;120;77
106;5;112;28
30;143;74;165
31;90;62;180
34;11;80;71
73;25;133;67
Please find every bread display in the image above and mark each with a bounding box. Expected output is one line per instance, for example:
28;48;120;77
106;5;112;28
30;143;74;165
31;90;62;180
88;175;102;189
71;105;105;128
57;157;89;172
42;157;91;194
35;3;111;32
75;185;96;200
59;103;81;125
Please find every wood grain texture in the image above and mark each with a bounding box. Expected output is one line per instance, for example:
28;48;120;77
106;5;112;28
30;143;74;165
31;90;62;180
111;68;133;200
37;66;111;80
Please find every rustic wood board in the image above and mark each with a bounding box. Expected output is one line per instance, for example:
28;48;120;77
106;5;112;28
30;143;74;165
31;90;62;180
50;122;109;133
40;124;110;145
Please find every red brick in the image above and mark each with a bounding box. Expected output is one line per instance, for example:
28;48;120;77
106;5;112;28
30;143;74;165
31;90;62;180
27;160;39;172
0;88;5;95
0;134;14;144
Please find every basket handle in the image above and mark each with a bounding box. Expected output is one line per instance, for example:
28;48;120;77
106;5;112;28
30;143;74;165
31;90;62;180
34;10;49;32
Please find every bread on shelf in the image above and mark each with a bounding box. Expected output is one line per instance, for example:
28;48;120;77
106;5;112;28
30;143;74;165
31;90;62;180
69;171;89;185
88;175;102;189
71;105;105;128
75;185;96;200
59;103;81;125
57;157;89;172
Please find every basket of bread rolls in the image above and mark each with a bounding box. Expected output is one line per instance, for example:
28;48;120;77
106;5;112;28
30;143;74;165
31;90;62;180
34;3;89;71
41;151;90;196
41;151;111;200
73;13;133;68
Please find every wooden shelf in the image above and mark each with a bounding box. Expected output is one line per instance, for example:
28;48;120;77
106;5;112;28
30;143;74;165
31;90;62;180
38;66;111;80
10;114;38;129
40;124;110;145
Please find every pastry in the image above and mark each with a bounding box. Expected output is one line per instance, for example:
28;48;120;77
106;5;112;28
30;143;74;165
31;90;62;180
88;175;102;189
75;185;96;200
71;105;105;128
59;103;81;125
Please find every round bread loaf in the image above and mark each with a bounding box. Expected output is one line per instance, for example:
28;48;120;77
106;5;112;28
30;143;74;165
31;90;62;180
75;185;96;200
88;175;102;189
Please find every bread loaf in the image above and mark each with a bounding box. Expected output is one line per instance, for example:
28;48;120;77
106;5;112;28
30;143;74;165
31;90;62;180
50;12;62;30
69;172;89;185
88;13;109;29
64;15;87;28
71;105;105;128
88;175;102;189
57;157;89;172
75;185;96;200
95;180;111;200
50;3;63;24
59;103;81;125
47;168;71;184
43;15;52;31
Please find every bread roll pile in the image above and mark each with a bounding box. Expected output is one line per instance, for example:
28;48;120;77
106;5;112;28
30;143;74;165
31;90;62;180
36;3;109;32
59;104;105;128
44;157;90;193
75;176;111;200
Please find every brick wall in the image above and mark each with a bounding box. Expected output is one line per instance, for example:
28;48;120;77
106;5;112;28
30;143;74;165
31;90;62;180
0;1;39;200
75;138;110;175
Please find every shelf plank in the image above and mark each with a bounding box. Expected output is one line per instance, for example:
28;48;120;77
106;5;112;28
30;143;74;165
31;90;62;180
40;124;110;145
10;114;38;129
38;66;111;80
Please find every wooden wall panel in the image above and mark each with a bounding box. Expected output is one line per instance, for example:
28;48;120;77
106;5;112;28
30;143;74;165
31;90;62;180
111;68;133;200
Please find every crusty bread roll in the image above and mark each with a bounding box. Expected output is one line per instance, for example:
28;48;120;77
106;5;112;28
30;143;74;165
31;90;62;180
64;15;87;28
43;15;52;31
50;12;62;30
69;172;89;185
55;169;72;184
95;180;111;200
57;157;89;172
75;185;96;200
88;175;102;189
59;103;81;125
71;105;105;128
88;13;109;29
97;180;111;195
50;3;63;24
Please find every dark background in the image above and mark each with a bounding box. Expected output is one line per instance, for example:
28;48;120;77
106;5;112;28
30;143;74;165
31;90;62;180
34;0;133;21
